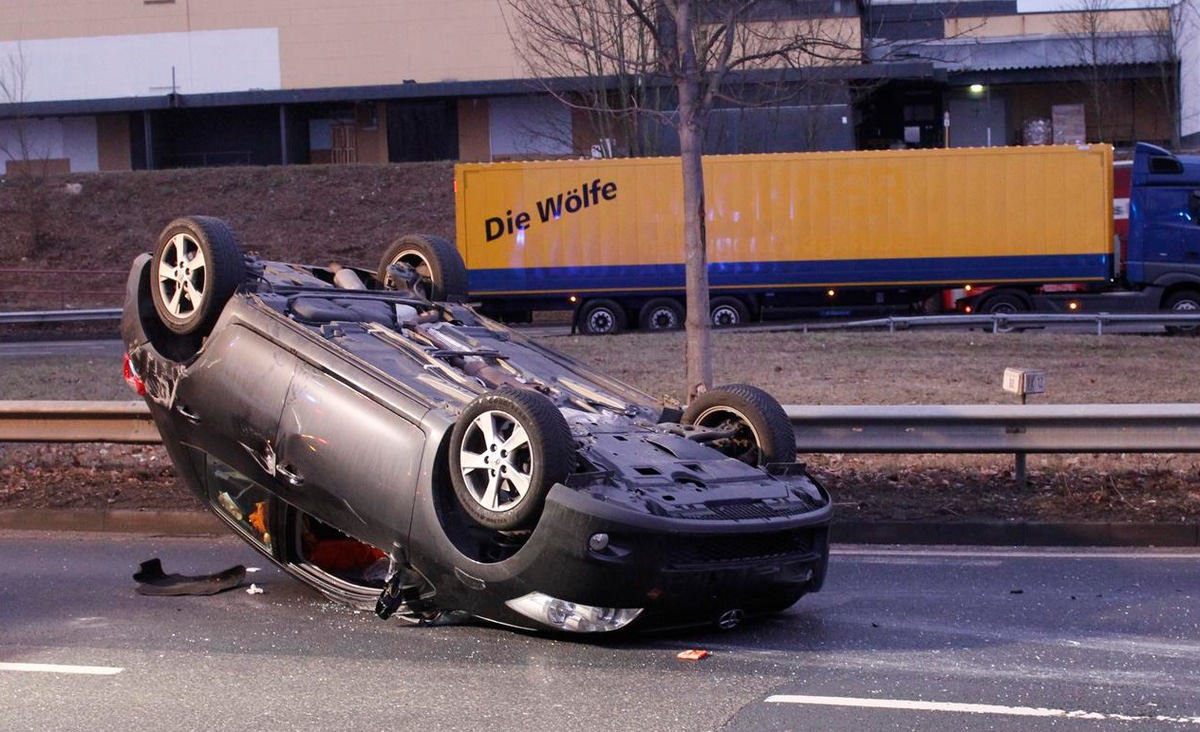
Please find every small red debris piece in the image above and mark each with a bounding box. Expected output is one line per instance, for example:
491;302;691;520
677;649;710;661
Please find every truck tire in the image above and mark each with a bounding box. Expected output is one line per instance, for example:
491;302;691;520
639;298;684;331
978;292;1027;333
578;299;626;335
377;234;468;302
710;296;750;328
682;384;795;466
1165;290;1200;335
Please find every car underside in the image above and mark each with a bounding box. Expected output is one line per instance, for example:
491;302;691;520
121;217;833;634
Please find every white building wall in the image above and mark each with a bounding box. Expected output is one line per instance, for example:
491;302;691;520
1180;11;1200;142
0;117;58;171
61;116;98;172
489;97;572;157
0;115;98;172
0;28;280;103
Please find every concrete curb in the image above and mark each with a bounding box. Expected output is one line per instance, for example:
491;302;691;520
0;509;224;535
3;509;1199;547
832;520;1200;547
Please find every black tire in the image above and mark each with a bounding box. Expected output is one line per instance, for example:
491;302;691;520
978;292;1027;333
151;216;245;336
682;384;795;466
449;386;575;531
710;296;749;328
578;299;626;335
377;234;468;301
1165;290;1200;335
639;298;684;331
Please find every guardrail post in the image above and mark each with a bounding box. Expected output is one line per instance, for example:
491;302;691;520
1014;451;1027;489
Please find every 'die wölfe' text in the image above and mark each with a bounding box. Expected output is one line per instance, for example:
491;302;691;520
484;178;617;242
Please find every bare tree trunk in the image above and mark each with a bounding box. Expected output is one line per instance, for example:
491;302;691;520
671;0;712;400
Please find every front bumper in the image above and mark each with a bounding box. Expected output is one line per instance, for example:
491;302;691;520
410;481;832;633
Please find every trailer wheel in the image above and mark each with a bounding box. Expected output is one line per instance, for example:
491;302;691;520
578;299;626;335
978;292;1027;333
1165;290;1200;335
377;234;468;301
682;384;795;466
710;296;749;328
639;298;684;331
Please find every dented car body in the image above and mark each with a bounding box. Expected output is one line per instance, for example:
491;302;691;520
121;217;831;634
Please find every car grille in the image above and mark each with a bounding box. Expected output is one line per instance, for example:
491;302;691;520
663;529;816;568
672;500;818;521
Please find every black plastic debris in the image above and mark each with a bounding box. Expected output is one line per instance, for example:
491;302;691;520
133;558;246;596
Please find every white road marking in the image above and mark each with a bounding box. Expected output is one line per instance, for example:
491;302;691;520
0;662;123;675
833;546;1200;560
766;695;1200;725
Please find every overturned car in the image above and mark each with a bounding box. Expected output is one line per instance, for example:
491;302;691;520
121;216;832;633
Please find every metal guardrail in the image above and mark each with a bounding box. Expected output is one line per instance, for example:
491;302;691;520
833;312;1200;335
4;308;1200;332
784;403;1200;453
4;400;1200;454
0;401;159;443
0;308;122;325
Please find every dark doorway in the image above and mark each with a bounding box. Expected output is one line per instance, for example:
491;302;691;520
387;100;458;162
146;105;283;169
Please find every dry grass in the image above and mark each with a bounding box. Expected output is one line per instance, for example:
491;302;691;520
550;328;1200;405
4;327;1200;521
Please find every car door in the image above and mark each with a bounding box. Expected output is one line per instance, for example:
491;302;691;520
273;359;426;550
169;323;298;489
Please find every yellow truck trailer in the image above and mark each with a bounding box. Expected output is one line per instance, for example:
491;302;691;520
448;144;1117;333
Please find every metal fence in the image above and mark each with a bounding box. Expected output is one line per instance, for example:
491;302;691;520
6;399;1200;453
6;308;1200;333
807;312;1200;335
5;400;1199;490
0;308;123;325
0;270;125;311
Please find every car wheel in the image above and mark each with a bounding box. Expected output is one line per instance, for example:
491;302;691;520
1165;290;1200;335
710;296;749;328
377;234;469;301
151;216;246;336
449;386;575;531
639;298;684;331
578;299;626;335
682;384;795;466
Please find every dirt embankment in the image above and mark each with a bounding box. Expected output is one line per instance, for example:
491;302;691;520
0;162;456;310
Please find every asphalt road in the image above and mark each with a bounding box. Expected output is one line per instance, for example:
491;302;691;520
2;532;1198;732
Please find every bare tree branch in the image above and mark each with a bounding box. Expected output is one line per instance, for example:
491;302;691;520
500;0;868;398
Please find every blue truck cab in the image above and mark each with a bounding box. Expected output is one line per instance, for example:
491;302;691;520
966;143;1200;321
1127;143;1200;298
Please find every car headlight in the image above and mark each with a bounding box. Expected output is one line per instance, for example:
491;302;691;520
505;592;642;633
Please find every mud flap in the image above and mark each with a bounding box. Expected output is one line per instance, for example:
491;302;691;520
133;558;246;596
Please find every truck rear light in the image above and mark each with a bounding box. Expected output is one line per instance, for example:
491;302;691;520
123;354;145;396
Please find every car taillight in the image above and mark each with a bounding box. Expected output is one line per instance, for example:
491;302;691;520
123;354;145;396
